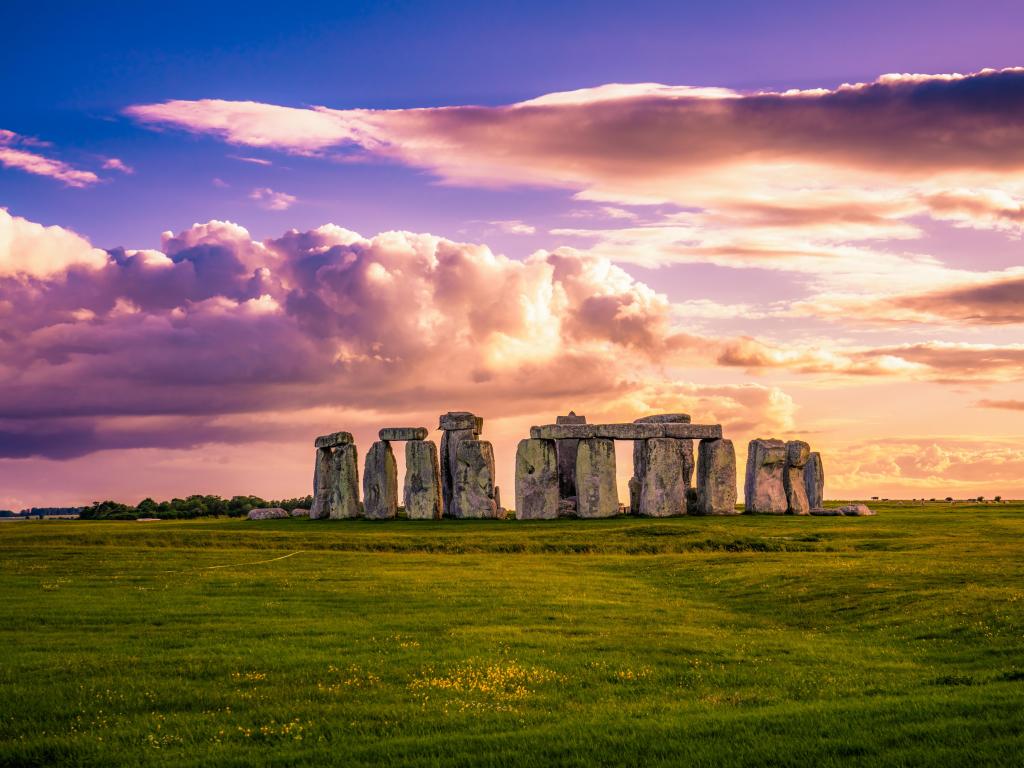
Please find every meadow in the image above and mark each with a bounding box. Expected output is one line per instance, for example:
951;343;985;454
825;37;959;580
1;502;1022;767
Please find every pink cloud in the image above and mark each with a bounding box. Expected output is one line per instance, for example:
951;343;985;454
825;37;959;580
0;131;100;188
101;157;134;174
249;187;297;210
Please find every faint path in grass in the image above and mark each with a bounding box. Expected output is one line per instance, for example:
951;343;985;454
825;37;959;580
161;549;306;573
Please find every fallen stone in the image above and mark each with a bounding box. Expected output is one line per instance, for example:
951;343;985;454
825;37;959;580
310;446;334;520
314;431;354;448
839;503;876;516
530;423;722;440
452;439;498;518
744;439;788;514
380;427;429;441
638;438;688;517
576;438;619;518
810;508;843;516
438;412;482;433
363;441;397;520
404;439;441;520
441;427;477;516
515;438;559;520
805;452;825;510
784;441;811;515
290;508;310;517
695;438;738;515
634;413;692;424
247;507;289;520
329;443;361;519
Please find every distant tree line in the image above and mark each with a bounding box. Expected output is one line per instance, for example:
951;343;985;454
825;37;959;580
79;494;313;520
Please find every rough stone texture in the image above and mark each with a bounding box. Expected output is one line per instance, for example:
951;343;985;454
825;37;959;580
441;427;477;517
494;486;502;516
783;440;811;515
805;452;825;510
452;439;498;519
380;427;429;441
576;438;619;518
558;498;577;517
531;423;722;440
314;431;354;448
744;439;788;514
329;443;361;519
290;508;310;517
515;438;559;520
637;438;688;517
839;503;876;516
310;447;334;520
556;411;587;425
695;438;738;515
634;413;692;424
362;441;397;520
404;439;441;520
247;507;289;520
553;412;586;499
628;476;641;515
439;412;482;433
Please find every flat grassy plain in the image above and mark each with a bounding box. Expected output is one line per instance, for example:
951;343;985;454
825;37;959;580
1;502;1023;767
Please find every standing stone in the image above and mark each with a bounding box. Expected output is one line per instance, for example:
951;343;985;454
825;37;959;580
439;411;481;518
452;439;498;518
310;447;334;520
783;440;811;515
744;439;788;514
628;475;641;515
330;443;361;519
363;441;397;520
515;438;559;520
576;438;619;518
555;412;586;499
805;452;825;510
638;438;688;517
404;440;441;520
695;438;738;515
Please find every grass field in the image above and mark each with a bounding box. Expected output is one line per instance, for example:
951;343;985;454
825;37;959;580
1;502;1023;767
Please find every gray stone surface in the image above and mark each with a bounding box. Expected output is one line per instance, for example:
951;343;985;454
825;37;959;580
556;411;587;425
515;438;559;520
695;438;738;515
404;439;441;520
638;438;688;517
452;439;498;518
811;504;875;516
530;423;722;440
438;412;482;433
805;452;825;510
783;440;811;515
634;413;692;424
314;431;354;448
441;427;476;517
380;427;429;441
363;441;397;520
247;507;289;520
576;438;619;518
554;412;586;498
310;447;334;520
744;439;788;514
329;443;361;519
290;508;310;517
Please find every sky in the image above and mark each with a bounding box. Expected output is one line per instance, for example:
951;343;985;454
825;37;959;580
3;0;1024;509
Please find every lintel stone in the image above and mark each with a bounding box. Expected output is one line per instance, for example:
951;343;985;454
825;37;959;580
530;423;722;441
314;431;354;448
379;427;429;441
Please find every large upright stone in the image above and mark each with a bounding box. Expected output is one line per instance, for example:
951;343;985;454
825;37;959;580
363;441;397;520
555;412;586;499
638;438;688;517
452;439;498;518
310;447;334;520
695;438;738;515
805;451;825;510
744;439;788;514
404;440;441;520
783;440;811;515
515;438;559;520
329;443;361;519
576;438;619;518
441;427;476;516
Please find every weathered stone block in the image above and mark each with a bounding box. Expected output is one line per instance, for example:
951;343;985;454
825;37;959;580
404;439;441;520
329;443;361;519
247;507;289;520
805;452;824;510
634;413;692;424
744;439;788;514
556;438;581;499
530;423;722;440
363;441;397;520
576;438;619;518
515;438;559;520
695;438;738;515
441;427;476;516
380;427;429;441
662;423;722;440
438;412;482;433
784;440;811;515
314;431;354;448
452;439;498;518
310;446;334;520
556;411;587;425
638;438;688;517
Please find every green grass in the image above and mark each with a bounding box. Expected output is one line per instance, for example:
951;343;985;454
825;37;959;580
2;502;1023;767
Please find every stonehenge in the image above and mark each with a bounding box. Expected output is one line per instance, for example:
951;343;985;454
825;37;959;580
306;411;827;522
